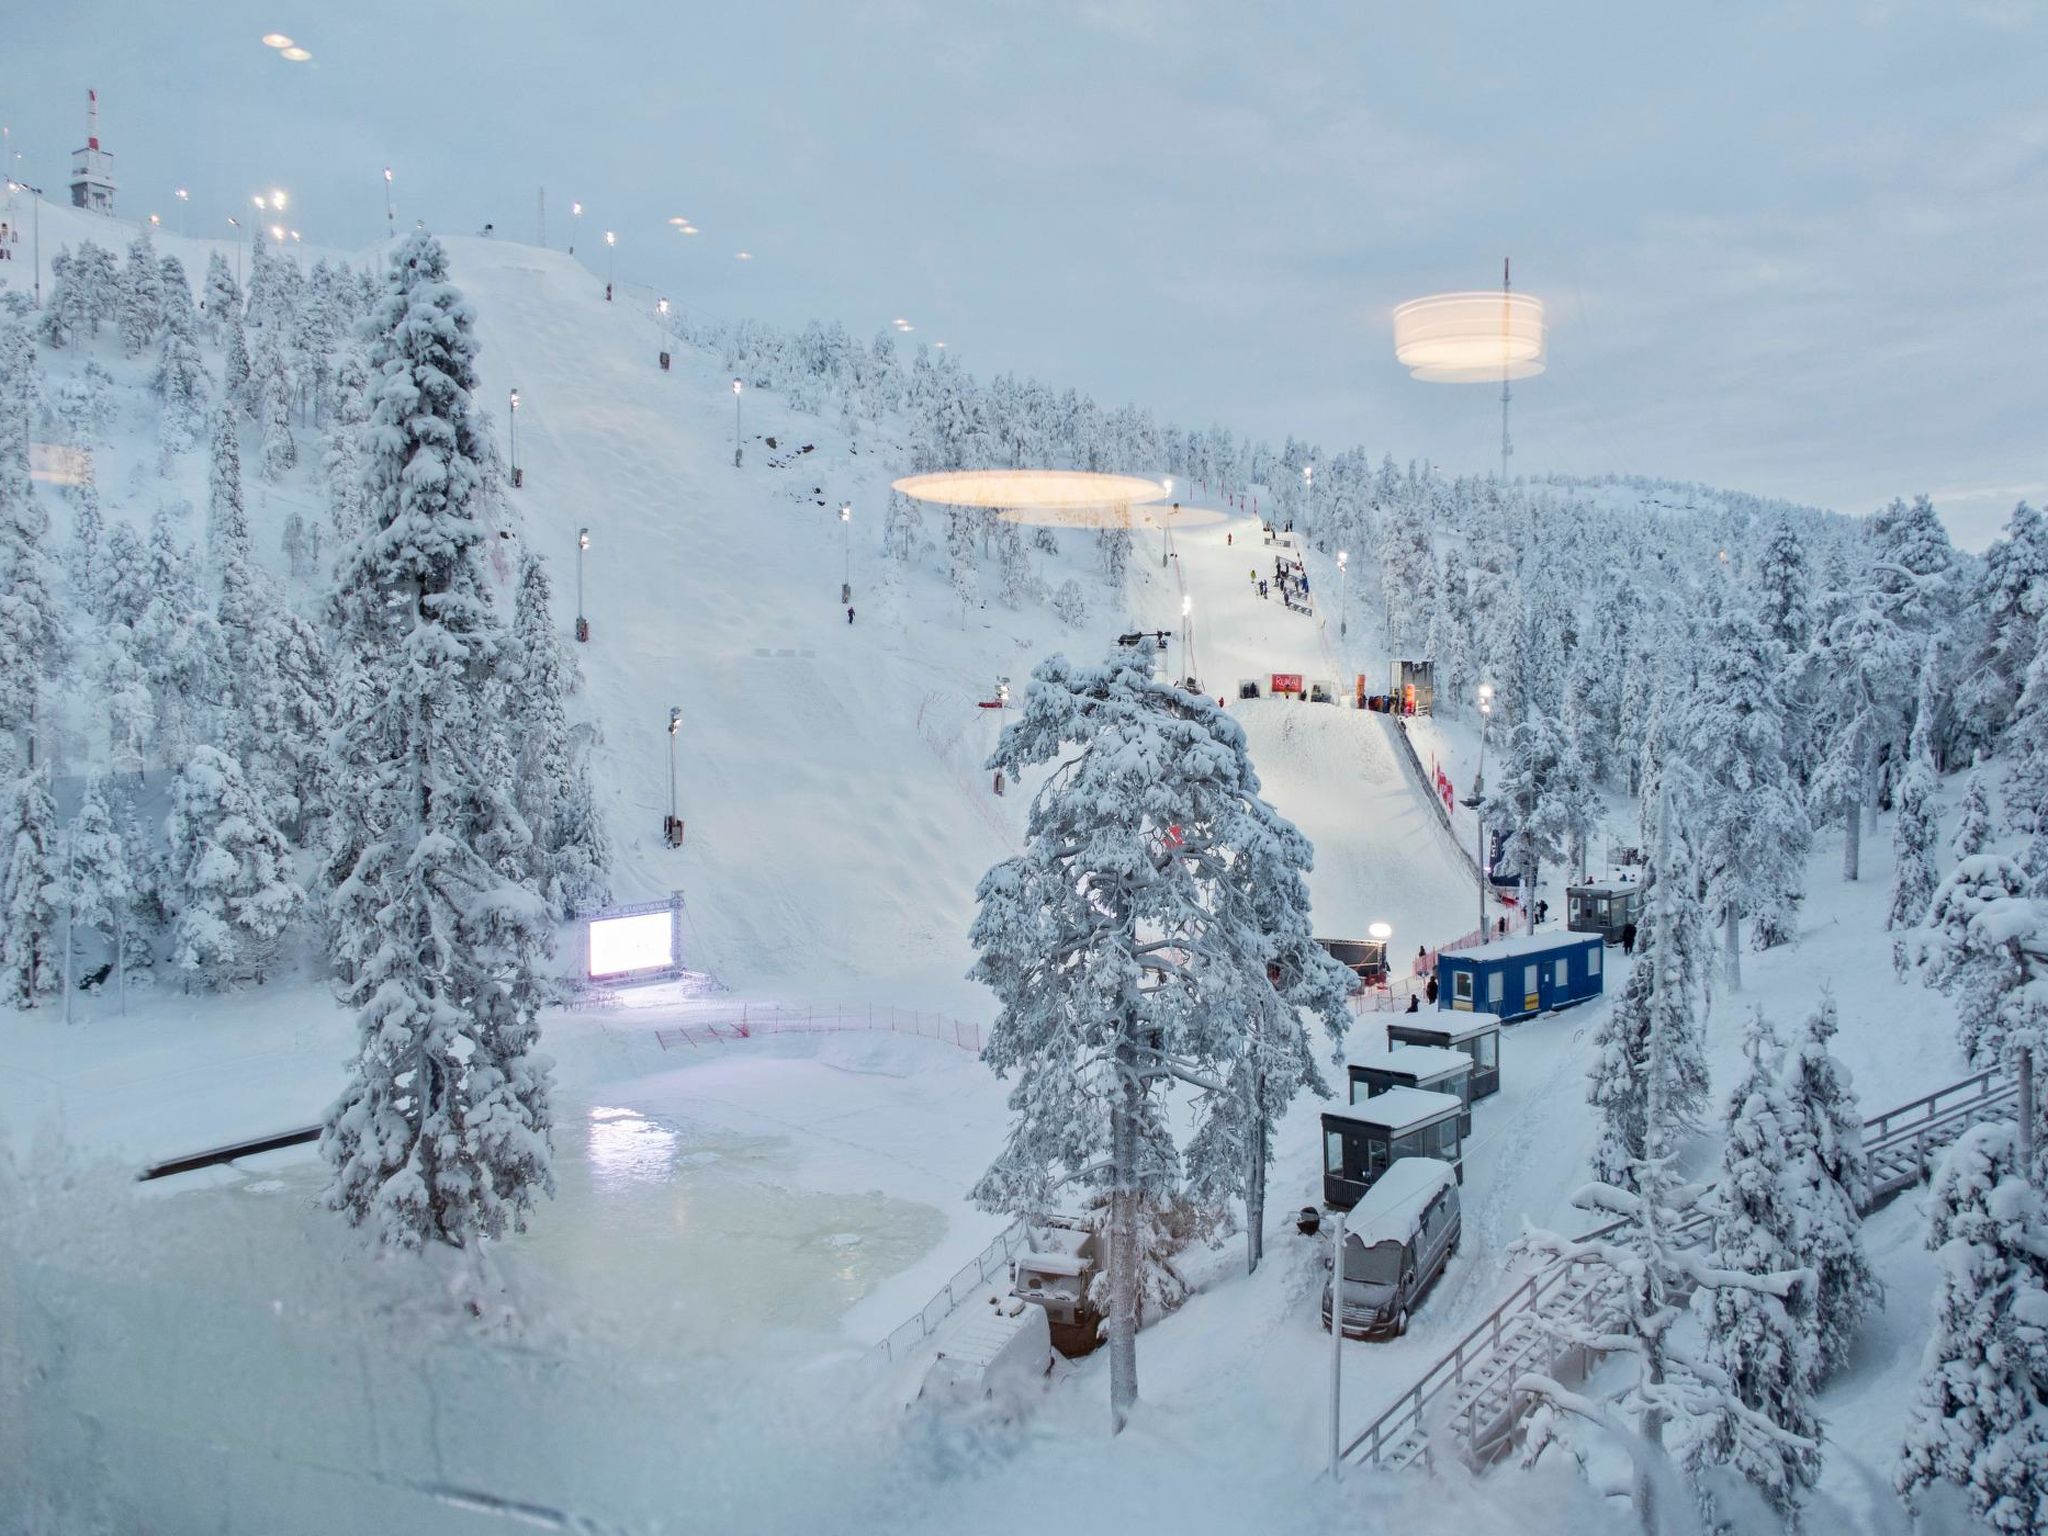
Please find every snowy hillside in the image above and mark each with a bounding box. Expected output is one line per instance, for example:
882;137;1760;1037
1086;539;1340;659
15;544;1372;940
2;191;2043;1536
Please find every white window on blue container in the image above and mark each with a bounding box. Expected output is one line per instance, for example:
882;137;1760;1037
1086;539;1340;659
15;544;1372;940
1555;957;1568;987
1454;970;1473;1003
1487;970;1503;1004
1589;946;1602;975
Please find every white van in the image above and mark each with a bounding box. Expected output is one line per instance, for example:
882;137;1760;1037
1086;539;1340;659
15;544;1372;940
1318;1158;1461;1339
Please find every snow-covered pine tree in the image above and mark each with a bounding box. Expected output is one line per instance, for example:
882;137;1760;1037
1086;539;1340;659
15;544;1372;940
152;324;211;459
158;253;196;338
1688;1007;1822;1520
1052;577;1087;629
65;474;102;600
971;644;1352;1428
1481;713;1591;933
1755;515;1814;659
204;401;244;579
1780;995;1879;1384
1094;523;1130;590
97;520;147;629
1586;784;1713;1189
1952;764;1993;862
1896;1122;2048;1532
135;504;218;760
65;774;132;996
98;625;153;779
320;231;556;1254
1888;674;1943;953
119;228;163;356
1954;502;2047;764
161;745;302;987
1918;852;2045;1099
0;763;61;1006
1687;592;1808;981
201;251;241;339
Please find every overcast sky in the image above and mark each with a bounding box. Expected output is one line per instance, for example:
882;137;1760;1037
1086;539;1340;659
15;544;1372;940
9;1;2043;547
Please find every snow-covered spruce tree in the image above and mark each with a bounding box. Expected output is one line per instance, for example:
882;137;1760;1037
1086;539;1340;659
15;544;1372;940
66;774;132;993
321;348;370;544
0;763;62;1006
119;228;164;356
1518;797;1811;1532
1688;1007;1822;1521
64;473;101;602
221;309;251;408
1095;523;1130;590
201;251;241;339
98;626;153;780
1780;995;1879;1384
251;330;297;479
1587;784;1713;1190
971;644;1352;1429
2004;613;2048;887
507;551;608;917
1918;852;2044;1097
136;503;219;761
1954;502;2047;763
1888;689;1942;960
158;253;196;337
0;317;62;761
1755;515;1814;659
1896;1122;2048;1532
1052;577;1087;629
98;519;148;629
1952;764;1993;862
161;745;302;988
1482;713;1593;934
1804;564;1919;880
1687;592;1808;981
320;231;556;1254
204;400;245;580
152;319;211;458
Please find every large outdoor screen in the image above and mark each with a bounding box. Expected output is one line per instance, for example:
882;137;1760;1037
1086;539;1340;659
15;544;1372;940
587;910;675;979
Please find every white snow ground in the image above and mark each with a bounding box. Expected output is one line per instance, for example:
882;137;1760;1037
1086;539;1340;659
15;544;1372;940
0;205;1980;1534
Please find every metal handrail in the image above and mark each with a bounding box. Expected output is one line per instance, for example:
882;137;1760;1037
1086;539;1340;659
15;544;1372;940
1339;1064;2015;1471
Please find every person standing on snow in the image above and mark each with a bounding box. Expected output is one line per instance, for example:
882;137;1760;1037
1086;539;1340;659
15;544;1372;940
846;605;855;624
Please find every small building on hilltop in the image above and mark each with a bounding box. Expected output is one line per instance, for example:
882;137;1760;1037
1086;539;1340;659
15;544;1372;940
1434;930;1604;1023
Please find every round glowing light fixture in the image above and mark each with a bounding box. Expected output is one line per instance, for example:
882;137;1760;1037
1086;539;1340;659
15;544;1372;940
892;469;1222;530
261;32;294;47
1393;291;1546;382
280;46;312;61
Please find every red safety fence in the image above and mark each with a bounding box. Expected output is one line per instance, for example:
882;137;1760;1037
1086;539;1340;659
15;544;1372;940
1414;926;1486;977
654;1004;984;1054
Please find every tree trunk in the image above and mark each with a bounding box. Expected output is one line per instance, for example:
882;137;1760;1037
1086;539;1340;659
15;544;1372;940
1107;1035;1141;1433
1526;854;1540;935
1842;799;1860;882
1724;907;1741;992
1245;1073;1267;1275
1637;1335;1667;1535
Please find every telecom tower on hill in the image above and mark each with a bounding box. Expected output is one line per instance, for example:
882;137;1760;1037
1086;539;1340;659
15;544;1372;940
68;90;115;214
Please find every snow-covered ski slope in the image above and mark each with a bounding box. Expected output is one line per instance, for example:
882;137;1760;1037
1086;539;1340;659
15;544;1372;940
440;232;1479;1000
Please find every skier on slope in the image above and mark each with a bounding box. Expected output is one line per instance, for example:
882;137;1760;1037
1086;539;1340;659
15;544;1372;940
847;605;855;624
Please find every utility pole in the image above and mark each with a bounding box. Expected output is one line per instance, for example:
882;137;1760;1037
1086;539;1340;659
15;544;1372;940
839;502;852;604
383;166;394;240
576;527;590;643
507;387;521;487
1337;549;1349;639
732;378;744;466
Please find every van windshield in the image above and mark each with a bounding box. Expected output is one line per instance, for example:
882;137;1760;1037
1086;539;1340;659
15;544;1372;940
1343;1239;1403;1286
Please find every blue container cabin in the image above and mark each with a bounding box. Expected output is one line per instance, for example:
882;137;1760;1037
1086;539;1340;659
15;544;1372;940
1348;1046;1474;1137
1320;1088;1464;1210
1385;1015;1501;1103
1435;931;1604;1024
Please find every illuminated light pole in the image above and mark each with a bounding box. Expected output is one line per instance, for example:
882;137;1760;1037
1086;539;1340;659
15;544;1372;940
507;388;521;487
657;296;671;370
569;200;582;254
732;378;744;467
5;180;41;306
1473;684;1495;936
383;166;394;239
666;707;682;845
174;186;188;238
839;502;852;604
1160;476;1173;568
1303;462;1313;535
1179;592;1195;686
576;526;590;643
1337;549;1349;639
604;229;615;299
226;215;242;287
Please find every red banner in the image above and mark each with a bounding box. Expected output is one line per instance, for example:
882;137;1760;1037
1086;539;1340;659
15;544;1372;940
1271;673;1303;695
1431;756;1456;813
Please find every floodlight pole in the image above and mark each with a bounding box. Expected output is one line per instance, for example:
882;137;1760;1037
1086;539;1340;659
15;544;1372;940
383;166;394;239
839;502;852;603
732;379;743;466
667;707;682;844
1328;1202;1346;1481
576;527;590;643
1337;549;1349;639
507;387;520;486
1500;257;1513;483
1475;690;1493;936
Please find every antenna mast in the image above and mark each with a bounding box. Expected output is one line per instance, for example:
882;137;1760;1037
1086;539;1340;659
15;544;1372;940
1500;256;1513;483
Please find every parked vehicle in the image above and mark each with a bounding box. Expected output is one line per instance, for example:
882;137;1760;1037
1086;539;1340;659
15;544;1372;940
1319;1158;1461;1339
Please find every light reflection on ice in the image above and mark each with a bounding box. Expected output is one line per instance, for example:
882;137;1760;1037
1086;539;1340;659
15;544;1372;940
585;1105;679;1193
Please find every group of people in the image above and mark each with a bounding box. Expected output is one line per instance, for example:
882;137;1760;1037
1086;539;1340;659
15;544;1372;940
1262;554;1310;614
0;222;17;260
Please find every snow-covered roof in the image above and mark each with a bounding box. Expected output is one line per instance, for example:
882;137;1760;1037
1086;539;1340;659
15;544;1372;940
1344;1158;1457;1249
1323;1087;1464;1136
1442;930;1601;963
1016;1250;1085;1278
1354;1045;1471;1083
1388;1014;1497;1045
